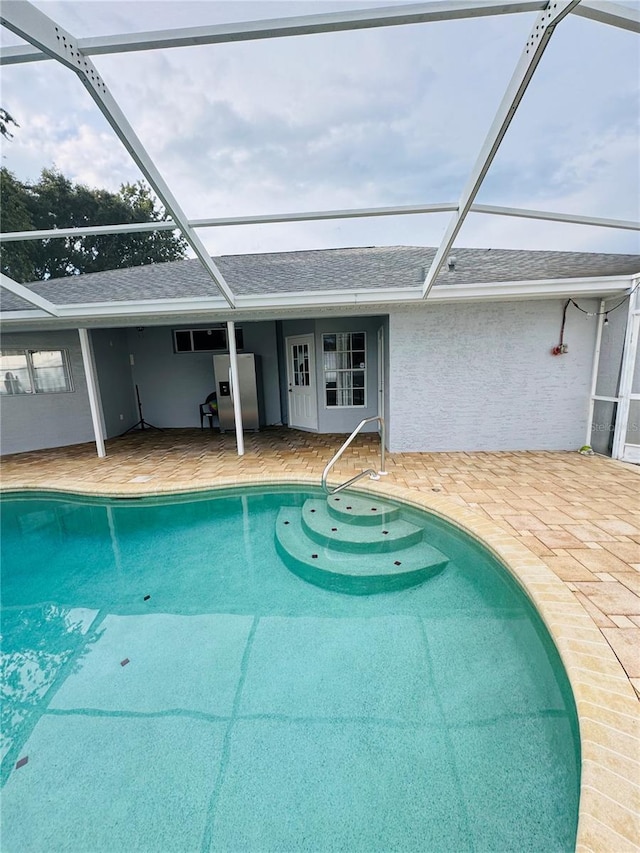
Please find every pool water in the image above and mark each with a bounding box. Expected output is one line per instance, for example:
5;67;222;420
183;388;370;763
1;487;580;852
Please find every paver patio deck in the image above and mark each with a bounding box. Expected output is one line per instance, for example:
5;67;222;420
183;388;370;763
2;428;639;851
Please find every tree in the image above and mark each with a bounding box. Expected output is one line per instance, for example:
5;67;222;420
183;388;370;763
0;108;19;140
0;167;188;282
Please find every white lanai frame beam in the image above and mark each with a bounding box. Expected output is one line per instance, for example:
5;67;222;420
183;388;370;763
0;272;60;315
2;204;638;244
0;1;548;64
0;1;237;310
2;0;637;66
422;0;582;298
573;0;640;33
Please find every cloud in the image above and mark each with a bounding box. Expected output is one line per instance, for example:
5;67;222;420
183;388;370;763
2;1;638;255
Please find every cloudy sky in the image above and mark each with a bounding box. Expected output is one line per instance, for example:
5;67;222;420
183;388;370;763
1;0;639;257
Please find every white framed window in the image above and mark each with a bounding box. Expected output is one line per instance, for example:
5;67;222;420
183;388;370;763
173;327;244;353
0;349;73;395
322;332;366;407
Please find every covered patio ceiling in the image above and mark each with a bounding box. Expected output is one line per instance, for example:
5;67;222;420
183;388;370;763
0;0;639;319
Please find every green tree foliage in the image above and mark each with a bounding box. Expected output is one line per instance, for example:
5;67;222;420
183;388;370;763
0;167;188;282
0;108;19;140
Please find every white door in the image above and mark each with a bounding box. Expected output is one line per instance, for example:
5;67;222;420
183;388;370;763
286;334;318;430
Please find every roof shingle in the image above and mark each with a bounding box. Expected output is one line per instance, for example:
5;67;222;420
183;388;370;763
1;245;639;312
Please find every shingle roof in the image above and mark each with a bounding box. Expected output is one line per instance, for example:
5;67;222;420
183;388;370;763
2;245;639;312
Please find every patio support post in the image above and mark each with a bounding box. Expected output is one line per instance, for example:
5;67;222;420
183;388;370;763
78;328;106;459
586;298;606;446
226;320;245;457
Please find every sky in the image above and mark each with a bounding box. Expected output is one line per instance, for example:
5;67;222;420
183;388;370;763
1;0;639;258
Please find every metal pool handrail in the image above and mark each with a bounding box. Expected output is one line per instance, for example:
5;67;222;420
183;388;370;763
321;416;387;495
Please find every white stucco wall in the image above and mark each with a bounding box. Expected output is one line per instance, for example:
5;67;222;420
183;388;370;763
388;299;599;452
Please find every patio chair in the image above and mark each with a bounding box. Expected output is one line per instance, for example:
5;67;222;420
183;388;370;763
199;392;218;430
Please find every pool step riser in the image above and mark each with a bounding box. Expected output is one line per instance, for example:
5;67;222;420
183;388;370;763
301;513;424;554
275;537;445;595
326;496;400;526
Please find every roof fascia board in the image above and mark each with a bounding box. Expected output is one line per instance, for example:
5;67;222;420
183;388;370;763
421;0;582;298
426;274;636;302
0;1;546;65
0;1;238;309
2;276;633;326
0;272;59;315
572;0;640;33
3;203;639;244
0;309;52;322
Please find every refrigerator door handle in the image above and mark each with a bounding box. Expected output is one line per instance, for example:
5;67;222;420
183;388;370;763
228;367;234;403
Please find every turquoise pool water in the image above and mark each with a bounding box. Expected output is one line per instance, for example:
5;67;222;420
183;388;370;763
1;487;580;852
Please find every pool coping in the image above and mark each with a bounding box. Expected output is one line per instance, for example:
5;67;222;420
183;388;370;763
2;472;639;851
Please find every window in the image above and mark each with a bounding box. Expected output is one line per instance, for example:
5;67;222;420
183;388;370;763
173;327;244;352
0;349;73;395
323;332;366;407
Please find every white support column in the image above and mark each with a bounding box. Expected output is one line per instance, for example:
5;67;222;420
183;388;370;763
421;0;581;297
78;328;106;458
0;1;237;309
226;320;245;457
585;299;605;446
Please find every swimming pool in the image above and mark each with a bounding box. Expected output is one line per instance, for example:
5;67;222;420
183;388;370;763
1;486;580;852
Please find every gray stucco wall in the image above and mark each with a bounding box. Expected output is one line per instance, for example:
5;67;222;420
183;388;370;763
0;329;94;455
388;299;599;452
126;321;281;429
91;329;137;438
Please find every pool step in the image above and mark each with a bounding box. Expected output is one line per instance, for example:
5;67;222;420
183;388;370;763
302;499;423;553
276;499;448;595
326;493;400;526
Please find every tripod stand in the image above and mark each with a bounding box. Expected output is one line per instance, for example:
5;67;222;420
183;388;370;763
121;384;163;435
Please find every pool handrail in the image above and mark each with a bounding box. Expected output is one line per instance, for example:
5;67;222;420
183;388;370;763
321;416;387;495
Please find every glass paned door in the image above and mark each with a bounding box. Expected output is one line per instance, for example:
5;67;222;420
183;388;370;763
286;335;318;430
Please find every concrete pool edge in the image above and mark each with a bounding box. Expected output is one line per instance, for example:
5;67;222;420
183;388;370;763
2;473;638;851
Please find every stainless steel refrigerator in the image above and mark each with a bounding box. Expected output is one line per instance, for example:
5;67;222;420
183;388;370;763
213;353;263;432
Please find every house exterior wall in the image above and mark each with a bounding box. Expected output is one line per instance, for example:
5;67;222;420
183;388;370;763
126;321;281;429
281;316;384;433
91;329;137;438
388;299;599;452
0;329;94;455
